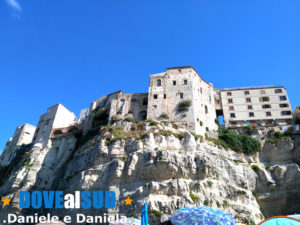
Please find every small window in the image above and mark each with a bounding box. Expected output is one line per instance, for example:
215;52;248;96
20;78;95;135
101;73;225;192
200;88;202;93
280;103;289;108
262;104;271;109
164;94;166;99
119;99;125;107
153;94;158;99
261;96;270;102
275;89;283;93
179;93;184;99
230;121;237;126
153;105;157;109
246;98;251;103
260;90;266;94
280;96;287;101
230;113;236;118
281;111;292;116
183;80;187;85
248;105;253;110
227;92;232;96
131;98;137;103
249;112;255;117
266;112;272;116
245;91;250;95
157;79;161;86
143;98;148;105
205;105;208;114
229;106;234;111
228;99;233;103
25;132;30;135
173;81;176;86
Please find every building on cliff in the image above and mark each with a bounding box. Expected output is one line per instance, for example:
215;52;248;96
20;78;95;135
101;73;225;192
0;124;36;166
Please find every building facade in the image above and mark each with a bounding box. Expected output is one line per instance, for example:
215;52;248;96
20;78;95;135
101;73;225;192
33;104;77;146
218;86;293;128
0;124;36;166
147;67;218;135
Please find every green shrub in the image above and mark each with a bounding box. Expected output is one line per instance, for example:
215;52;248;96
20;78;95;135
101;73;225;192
177;100;192;112
223;200;229;208
173;132;186;140
265;165;271;170
191;133;204;142
252;191;258;197
160;113;169;120
204;199;209;206
250;220;256;225
159;130;173;136
219;129;261;154
146;119;158;126
216;201;221;208
251;165;259;172
274;131;282;139
93;107;109;127
189;192;199;203
118;157;126;162
200;121;203;126
215;118;220;125
206;127;209;132
125;117;134;122
268;138;277;143
154;210;162;217
130;212;137;218
207;180;213;187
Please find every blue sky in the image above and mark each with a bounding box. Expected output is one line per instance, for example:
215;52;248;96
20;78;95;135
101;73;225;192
0;0;300;151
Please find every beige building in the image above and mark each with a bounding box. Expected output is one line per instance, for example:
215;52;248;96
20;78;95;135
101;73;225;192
218;86;293;129
33;104;77;146
0;124;36;166
147;66;218;135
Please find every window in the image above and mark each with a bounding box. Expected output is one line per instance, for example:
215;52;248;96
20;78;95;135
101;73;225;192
280;96;287;101
280;103;289;108
281;111;292;116
153;94;158;99
262;104;271;109
260;90;266;94
248;105;253;110
131;98;137;103
230;113;236;118
228;99;233;103
179;93;184;99
230;121;237;126
157;79;161;86
205;105;208;114
229;106;234;111
275;88;283;93
164;94;166;99
266;112;272;117
153;105;157;109
200;88;202;93
142;98;148;105
227;92;232;96
245;91;250;95
183;80;187;85
119;99;125;107
216;99;220;104
260;96;270;102
173;80;176;86
249;112;255;117
246;98;251;103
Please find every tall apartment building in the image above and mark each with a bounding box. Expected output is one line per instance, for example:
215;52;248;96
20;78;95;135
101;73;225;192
218;86;293;128
147;66;218;135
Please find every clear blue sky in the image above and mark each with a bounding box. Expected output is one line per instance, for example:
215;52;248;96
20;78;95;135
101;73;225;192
1;0;300;151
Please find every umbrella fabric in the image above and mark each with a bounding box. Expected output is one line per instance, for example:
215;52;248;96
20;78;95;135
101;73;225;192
141;202;149;225
169;207;236;225
259;216;300;225
109;217;141;225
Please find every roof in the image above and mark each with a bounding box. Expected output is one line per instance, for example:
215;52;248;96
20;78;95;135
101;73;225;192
220;86;285;92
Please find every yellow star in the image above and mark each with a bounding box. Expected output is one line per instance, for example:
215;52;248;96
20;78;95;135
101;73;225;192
124;197;133;205
2;197;11;206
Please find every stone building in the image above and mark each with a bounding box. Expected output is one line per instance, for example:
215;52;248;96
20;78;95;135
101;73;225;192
33;104;77;146
147;66;218;135
0;124;36;166
218;86;293;129
294;106;300;125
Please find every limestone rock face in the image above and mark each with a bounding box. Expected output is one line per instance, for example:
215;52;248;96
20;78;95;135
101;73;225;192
0;127;300;225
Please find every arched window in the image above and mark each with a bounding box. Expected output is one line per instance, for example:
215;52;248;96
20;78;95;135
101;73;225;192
119;99;125;108
143;98;148;105
157;79;161;86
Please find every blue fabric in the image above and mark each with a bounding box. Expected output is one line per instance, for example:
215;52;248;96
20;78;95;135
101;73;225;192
141;202;149;225
169;207;236;225
260;217;300;225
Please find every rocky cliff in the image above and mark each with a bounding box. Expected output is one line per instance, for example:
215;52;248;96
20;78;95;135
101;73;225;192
0;121;300;225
